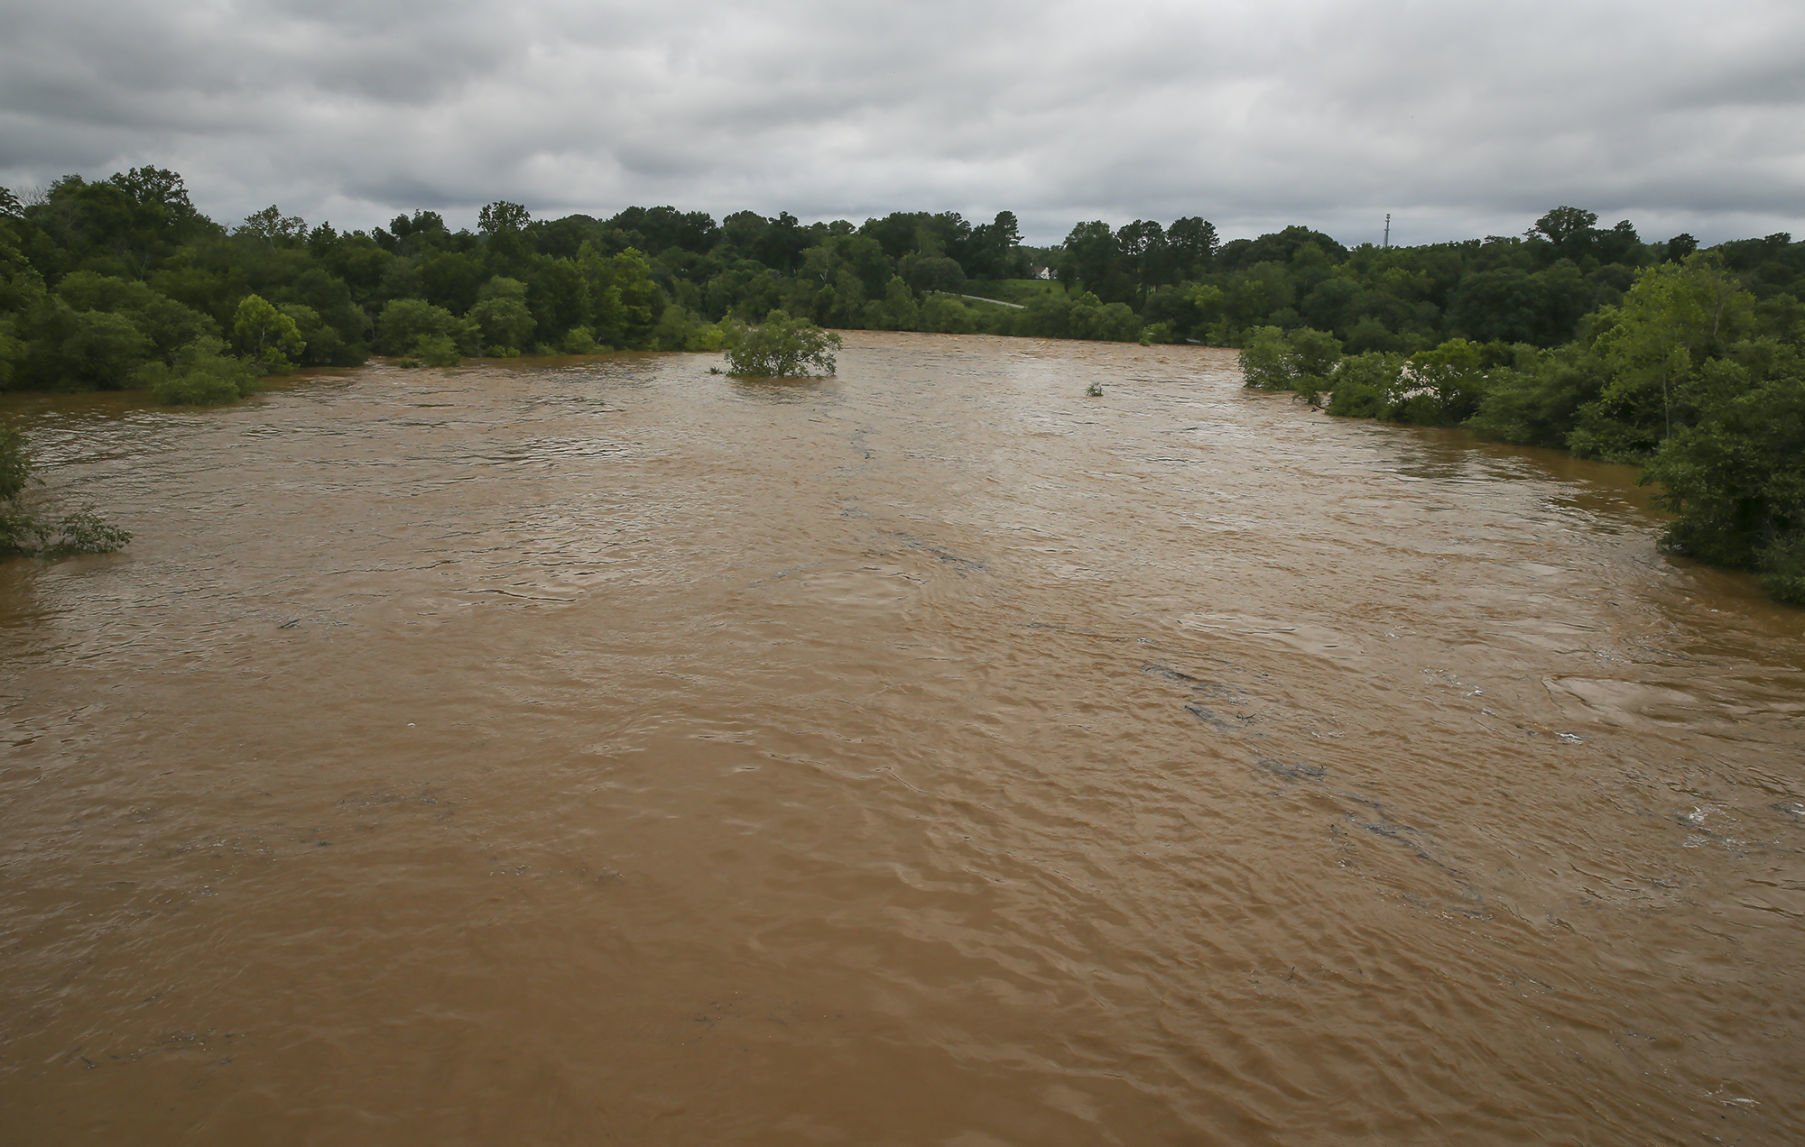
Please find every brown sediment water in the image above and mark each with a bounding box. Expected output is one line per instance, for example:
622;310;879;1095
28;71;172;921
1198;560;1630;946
2;332;1801;1145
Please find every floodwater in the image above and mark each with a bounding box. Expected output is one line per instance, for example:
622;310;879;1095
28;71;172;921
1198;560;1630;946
2;332;1801;1145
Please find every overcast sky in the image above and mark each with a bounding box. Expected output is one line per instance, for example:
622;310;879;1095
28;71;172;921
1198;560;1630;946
3;0;1802;248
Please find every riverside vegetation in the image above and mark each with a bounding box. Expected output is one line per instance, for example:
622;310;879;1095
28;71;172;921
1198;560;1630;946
0;423;130;555
0;171;1800;597
1237;254;1805;604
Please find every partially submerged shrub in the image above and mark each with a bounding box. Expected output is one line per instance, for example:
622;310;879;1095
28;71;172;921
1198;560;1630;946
404;333;461;368
1327;352;1403;418
722;311;841;378
560;325;602;355
1759;535;1805;605
138;336;257;405
1239;325;1342;399
0;423;130;556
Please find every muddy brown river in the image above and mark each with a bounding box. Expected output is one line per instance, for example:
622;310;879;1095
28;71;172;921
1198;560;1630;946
2;333;1802;1145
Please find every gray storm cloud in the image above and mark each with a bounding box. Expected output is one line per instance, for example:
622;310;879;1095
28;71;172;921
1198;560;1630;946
2;0;1801;245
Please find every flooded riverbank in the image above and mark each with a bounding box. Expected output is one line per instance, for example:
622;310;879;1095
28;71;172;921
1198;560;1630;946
3;333;1801;1144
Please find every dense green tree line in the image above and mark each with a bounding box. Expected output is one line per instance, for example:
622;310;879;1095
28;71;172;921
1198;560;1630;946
1059;206;1802;355
2;169;1083;400
3;168;1802;599
1240;252;1805;604
12;169;1799;392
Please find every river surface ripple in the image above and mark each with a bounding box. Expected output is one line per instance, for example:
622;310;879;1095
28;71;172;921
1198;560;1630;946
2;333;1802;1145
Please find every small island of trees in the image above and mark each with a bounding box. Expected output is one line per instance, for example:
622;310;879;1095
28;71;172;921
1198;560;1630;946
723;312;842;378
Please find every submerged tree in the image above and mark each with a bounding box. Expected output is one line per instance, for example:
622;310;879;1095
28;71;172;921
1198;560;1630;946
136;336;259;405
1238;325;1342;402
721;310;841;377
0;423;130;556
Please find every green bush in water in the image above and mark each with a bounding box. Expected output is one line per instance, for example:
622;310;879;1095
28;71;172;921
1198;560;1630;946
404;334;462;368
0;423;130;556
138;336;258;405
722;311;841;377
